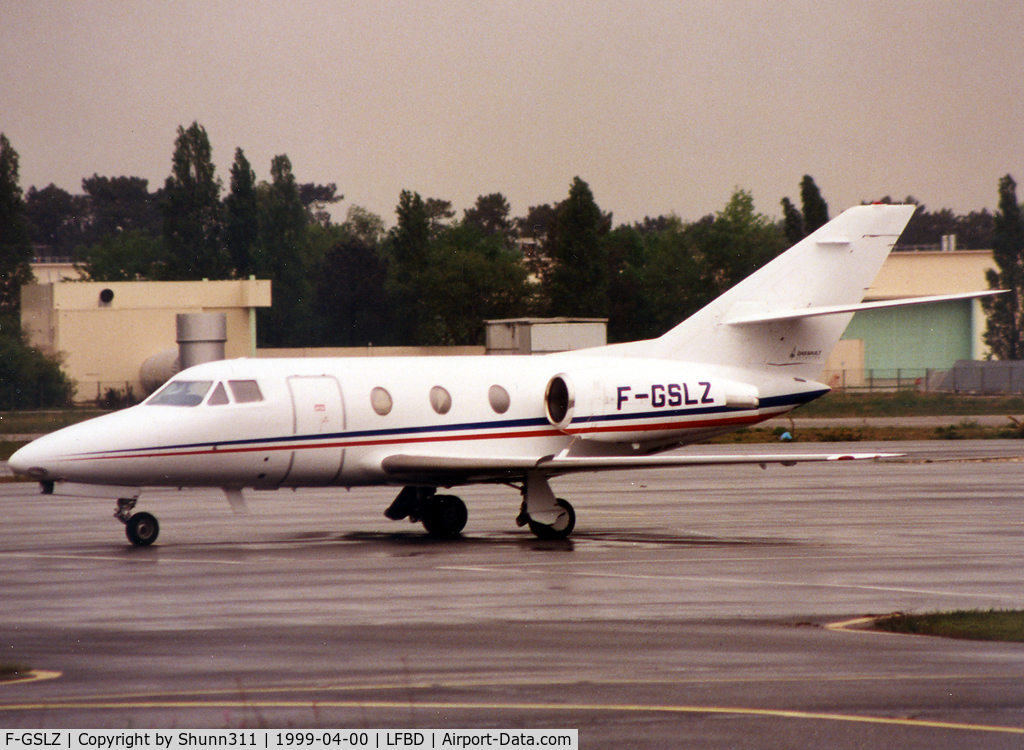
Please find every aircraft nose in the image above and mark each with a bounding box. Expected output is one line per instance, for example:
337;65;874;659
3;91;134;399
8;437;58;480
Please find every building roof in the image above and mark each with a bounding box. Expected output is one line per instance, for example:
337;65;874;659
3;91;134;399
865;249;994;300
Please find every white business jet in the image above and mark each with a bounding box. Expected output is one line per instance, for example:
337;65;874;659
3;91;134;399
9;204;995;545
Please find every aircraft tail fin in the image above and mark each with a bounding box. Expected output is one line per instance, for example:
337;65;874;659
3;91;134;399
637;203;918;379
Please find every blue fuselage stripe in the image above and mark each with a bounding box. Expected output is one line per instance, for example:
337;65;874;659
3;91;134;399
73;388;824;460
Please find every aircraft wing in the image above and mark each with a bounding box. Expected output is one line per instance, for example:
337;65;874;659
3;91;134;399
380;450;899;483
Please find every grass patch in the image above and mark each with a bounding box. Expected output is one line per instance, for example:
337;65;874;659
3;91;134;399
874;610;1024;642
0;664;32;681
798;391;1024;418
0;409;109;436
0;441;28;461
706;423;1023;443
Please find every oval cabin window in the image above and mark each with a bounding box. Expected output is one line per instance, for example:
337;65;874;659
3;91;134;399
371;387;393;416
429;386;452;415
488;385;510;414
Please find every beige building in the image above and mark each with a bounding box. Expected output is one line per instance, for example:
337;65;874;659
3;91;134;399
21;279;271;402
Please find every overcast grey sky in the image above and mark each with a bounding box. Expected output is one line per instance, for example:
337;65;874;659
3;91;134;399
4;0;1022;226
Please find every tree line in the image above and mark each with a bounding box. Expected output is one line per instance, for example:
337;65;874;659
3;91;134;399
3;123;1024;407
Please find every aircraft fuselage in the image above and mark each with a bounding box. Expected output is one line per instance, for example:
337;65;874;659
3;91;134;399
11;354;825;492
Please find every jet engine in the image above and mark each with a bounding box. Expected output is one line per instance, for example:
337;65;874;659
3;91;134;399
544;364;760;444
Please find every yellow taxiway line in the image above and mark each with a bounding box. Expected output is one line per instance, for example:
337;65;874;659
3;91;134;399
0;696;1020;735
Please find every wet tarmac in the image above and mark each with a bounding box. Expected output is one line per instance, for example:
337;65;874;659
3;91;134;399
1;440;1023;748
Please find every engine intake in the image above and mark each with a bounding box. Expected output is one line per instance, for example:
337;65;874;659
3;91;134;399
545;374;574;429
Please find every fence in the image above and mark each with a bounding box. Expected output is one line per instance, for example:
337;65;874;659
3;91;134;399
932;361;1024;395
822;369;946;393
0;381;142;411
824;363;1024;395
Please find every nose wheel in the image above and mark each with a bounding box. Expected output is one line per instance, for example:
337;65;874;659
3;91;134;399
524;498;575;540
518;473;576;540
115;498;160;546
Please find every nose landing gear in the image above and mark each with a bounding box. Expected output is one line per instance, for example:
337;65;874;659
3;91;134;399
115;498;160;546
517;472;576;540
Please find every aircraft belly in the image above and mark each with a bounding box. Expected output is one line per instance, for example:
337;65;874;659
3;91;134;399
63;452;290;488
187;449;292;487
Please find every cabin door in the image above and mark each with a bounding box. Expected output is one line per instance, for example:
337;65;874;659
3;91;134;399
284;375;345;485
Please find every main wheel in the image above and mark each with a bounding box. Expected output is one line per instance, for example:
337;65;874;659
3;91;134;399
528;498;575;540
421;494;468;538
125;512;159;546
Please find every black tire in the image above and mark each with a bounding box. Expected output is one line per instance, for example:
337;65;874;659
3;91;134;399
125;512;159;546
528;498;575;540
421;494;468;538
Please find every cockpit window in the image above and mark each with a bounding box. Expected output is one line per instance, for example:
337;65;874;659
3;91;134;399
207;382;229;406
229;380;263;403
147;380;213;407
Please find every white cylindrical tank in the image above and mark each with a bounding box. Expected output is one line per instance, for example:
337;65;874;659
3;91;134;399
139;348;180;395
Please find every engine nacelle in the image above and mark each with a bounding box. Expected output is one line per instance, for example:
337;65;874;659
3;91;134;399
544;364;760;444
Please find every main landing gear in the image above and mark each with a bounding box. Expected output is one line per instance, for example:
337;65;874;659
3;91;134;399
115;498;160;546
385;472;576;540
385;487;468;538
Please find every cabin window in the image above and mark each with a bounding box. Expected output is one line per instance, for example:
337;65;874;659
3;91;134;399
147;380;213;407
488;385;510;414
429;386;452;415
229;380;263;403
207;382;229;406
370;387;393;416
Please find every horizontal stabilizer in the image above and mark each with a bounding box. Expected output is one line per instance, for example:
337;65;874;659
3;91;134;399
726;290;1005;326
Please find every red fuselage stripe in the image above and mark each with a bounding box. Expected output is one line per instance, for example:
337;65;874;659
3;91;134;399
67;410;778;463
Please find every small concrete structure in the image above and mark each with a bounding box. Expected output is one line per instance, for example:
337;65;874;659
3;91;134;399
485;318;607;355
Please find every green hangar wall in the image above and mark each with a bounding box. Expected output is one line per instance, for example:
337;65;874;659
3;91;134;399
822;249;994;386
842;298;977;372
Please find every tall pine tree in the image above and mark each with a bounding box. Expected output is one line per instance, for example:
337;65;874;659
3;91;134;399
983;175;1024;359
799;175;829;233
224;148;258;278
255;154;313;346
0;133;34;325
385;190;432;343
161;122;226;279
780;196;805;245
0;134;71;407
544;177;609;317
